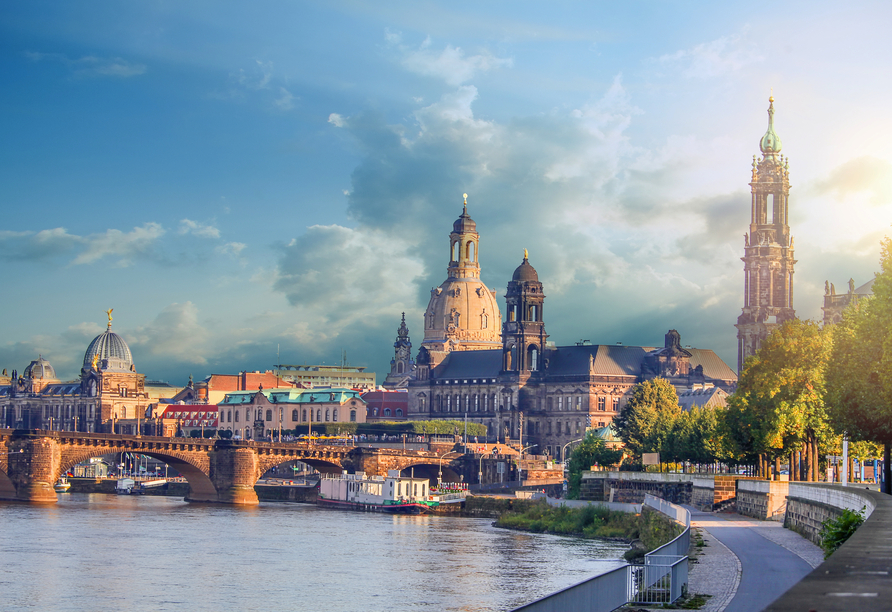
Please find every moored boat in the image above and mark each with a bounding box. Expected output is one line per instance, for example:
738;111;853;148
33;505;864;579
318;470;438;514
53;477;71;493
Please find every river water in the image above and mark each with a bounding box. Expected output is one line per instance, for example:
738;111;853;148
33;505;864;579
0;494;627;612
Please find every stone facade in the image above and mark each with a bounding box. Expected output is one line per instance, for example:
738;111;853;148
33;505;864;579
822;277;874;325
736;97;797;373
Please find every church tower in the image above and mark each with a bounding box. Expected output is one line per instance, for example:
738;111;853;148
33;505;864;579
736;96;797;373
420;194;502;365
502;251;548;374
383;313;415;388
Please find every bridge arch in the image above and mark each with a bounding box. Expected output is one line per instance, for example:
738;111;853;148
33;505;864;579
59;447;217;501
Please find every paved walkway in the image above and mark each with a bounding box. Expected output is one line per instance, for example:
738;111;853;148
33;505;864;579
689;511;822;612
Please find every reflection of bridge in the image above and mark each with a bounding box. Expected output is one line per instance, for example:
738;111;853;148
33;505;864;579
0;429;462;505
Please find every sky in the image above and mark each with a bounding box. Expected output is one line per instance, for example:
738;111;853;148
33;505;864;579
2;1;892;385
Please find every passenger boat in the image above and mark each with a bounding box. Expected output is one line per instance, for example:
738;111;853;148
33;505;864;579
318;470;438;514
53;477;71;493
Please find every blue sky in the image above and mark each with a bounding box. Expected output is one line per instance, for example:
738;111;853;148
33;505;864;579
2;1;891;384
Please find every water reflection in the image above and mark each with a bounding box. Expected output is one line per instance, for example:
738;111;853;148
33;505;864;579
0;495;627;612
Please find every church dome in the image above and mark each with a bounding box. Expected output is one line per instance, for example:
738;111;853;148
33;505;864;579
83;325;134;372
423;278;502;350
24;356;57;381
512;254;539;282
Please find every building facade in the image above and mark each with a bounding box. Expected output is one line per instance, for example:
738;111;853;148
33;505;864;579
822;277;874;325
385;200;737;460
1;314;150;433
736;96;797;373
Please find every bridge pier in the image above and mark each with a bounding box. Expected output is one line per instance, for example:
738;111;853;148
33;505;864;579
207;442;260;505
2;432;60;503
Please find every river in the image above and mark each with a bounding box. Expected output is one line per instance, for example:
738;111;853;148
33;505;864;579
0;494;627;611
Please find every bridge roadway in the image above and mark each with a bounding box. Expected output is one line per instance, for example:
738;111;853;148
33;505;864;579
0;428;462;505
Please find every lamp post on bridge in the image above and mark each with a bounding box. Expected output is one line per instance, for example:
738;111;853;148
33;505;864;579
561;438;583;464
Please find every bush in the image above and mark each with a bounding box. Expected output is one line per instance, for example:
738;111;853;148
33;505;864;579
819;506;865;559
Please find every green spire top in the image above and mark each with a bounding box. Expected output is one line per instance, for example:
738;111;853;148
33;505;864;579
759;95;782;159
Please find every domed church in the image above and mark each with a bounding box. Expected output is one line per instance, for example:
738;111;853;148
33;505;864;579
420;194;502;364
1;310;148;433
383;195;738;461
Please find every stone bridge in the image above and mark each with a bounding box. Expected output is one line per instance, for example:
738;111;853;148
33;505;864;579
0;429;462;505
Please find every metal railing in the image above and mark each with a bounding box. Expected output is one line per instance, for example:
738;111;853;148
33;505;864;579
511;495;690;612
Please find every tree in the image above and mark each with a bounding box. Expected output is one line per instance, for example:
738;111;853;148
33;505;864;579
826;237;892;493
566;432;624;498
725;318;832;480
614;378;680;464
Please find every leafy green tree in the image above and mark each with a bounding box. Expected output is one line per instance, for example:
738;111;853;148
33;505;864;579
614;378;680;463
566;432;624;498
826;237;892;493
725;318;832;480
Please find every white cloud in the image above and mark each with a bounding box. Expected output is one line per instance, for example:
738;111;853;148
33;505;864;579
658;31;763;79
216;242;247;257
25;51;147;78
274;87;295;110
129;302;210;365
72;223;166;266
179;219;220;238
328;113;347;128
392;35;512;85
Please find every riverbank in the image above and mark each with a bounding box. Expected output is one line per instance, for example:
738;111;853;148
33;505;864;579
492;499;682;557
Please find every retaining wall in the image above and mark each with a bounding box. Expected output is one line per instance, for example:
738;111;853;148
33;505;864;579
736;480;788;521
782;483;876;546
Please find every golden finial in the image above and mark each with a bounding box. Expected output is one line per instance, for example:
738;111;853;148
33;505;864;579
523;248;528;260
105;308;114;328
769;87;774;103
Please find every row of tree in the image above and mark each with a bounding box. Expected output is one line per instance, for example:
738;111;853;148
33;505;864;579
603;237;892;491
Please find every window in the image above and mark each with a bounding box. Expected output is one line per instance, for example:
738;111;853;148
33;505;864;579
396;409;403;417
565;422;571;435
447;395;452;412
350;410;357;422
547;397;553;411
598;397;606;411
317;409;321;422
613;397;620;411
292;409;299;421
325;409;330;422
333;409;338;422
558;396;563;411
384;408;391;417
302;409;307;422
227;410;232;423
266;410;272;421
474;394;479;412
235;411;240;422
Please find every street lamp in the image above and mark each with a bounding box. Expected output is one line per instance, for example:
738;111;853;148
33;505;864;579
438;450;452;488
561;438;584;464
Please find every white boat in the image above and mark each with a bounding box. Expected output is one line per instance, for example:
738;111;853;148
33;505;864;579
116;478;136;494
318;470;437;514
53;477;71;493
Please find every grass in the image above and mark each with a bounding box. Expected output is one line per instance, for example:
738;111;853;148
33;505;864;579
494;500;682;551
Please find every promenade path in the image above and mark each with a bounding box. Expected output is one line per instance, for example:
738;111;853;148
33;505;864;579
688;510;822;612
546;498;824;612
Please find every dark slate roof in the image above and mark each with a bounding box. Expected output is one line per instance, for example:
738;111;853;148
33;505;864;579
677;386;729;412
433;350;502;379
429;343;737;384
545;345;648;377
687;349;737;382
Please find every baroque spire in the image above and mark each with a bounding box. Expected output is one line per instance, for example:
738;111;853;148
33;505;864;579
759;95;783;160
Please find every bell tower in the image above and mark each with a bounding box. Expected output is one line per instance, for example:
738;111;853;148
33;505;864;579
736;96;797;372
502;251;548;374
383;313;414;388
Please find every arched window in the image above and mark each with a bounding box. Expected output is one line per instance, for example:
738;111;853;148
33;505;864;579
316;409;322;422
227;410;232;423
235;411;239;422
528;347;538;371
397;362;404;373
302;409;307;422
265;409;272;422
452;241;459;261
467;240;475;262
325;409;330;422
384;408;391;417
474;394;479;412
447;395;452;412
292;409;299;421
333;409;338;422
396;409;403;417
350;410;357;422
482;312;488;328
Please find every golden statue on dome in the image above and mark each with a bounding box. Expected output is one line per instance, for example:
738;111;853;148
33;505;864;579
105;308;113;328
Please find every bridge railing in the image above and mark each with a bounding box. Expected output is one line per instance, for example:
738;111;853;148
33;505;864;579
511;495;690;612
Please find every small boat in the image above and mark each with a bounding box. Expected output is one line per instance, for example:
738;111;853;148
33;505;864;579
116;478;136;494
318;470;438;514
54;478;71;493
